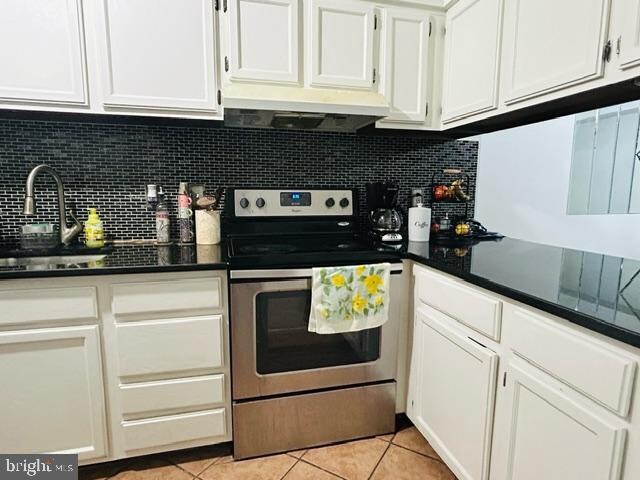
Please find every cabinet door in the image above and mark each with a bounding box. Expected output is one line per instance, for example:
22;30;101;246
491;359;626;480
379;7;431;124
501;0;610;105
228;0;299;84
0;0;87;105
309;0;376;89
441;0;502;123
95;0;219;113
0;326;107;461
619;0;640;69
407;305;498;480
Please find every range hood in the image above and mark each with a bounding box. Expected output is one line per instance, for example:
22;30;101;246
223;83;390;132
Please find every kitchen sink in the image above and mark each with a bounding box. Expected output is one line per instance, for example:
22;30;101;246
0;255;107;268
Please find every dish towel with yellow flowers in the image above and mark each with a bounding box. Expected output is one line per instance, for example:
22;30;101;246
308;263;391;334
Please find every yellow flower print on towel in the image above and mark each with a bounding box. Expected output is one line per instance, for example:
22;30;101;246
355;265;366;277
331;273;346;287
364;274;383;295
374;295;383;306
352;292;367;313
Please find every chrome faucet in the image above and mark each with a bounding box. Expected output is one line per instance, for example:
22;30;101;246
23;164;83;246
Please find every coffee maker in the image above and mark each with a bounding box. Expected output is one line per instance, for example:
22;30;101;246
366;182;403;243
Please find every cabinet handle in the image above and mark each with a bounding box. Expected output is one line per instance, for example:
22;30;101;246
373;68;376;84
502;371;507;387
616;36;621;55
429;20;432;37
223;0;227;12
602;40;612;62
217;90;222;105
224;56;230;72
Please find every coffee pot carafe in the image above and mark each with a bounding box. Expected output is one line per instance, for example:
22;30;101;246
366;182;403;243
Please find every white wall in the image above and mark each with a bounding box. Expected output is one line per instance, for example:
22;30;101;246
474;115;640;260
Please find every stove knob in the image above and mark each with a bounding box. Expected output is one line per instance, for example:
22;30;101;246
256;197;266;208
339;197;350;208
239;198;250;209
325;197;335;208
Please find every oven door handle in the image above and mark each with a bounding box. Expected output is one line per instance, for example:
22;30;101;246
230;263;403;280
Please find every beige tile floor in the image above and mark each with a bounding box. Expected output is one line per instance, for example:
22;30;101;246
79;423;457;480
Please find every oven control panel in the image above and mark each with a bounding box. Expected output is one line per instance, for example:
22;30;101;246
233;189;354;217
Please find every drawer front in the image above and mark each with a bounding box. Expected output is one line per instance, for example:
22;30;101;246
233;382;395;459
414;267;502;340
116;315;224;379
111;276;221;318
120;374;225;417
0;286;98;327
122;409;226;451
508;307;637;417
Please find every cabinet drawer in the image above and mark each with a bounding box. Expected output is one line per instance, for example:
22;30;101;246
120;374;225;417
122;409;226;451
0;286;98;327
414;267;502;340
111;276;221;318
508;308;637;417
116;315;224;379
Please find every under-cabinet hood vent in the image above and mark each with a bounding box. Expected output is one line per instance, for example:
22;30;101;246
223;83;390;132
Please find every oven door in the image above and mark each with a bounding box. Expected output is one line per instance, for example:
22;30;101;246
230;265;402;400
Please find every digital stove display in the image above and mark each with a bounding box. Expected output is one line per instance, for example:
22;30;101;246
280;191;311;207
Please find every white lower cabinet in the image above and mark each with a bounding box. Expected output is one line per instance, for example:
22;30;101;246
409;265;640;480
103;271;232;459
407;303;498;480
490;358;627;480
0;325;107;461
0;270;230;465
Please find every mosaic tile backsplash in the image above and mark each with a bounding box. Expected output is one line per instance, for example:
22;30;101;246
0;118;478;246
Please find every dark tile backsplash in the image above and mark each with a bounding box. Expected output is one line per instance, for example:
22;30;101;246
0;118;478;245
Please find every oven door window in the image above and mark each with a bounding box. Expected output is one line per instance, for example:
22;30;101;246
255;289;381;374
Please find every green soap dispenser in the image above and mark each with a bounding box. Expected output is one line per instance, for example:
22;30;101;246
84;208;105;248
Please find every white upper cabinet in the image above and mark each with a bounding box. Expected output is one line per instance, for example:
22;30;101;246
0;326;107;462
491;359;626;480
0;0;87;106
308;0;376;90
501;0;611;105
408;304;498;480
378;7;431;124
441;0;502;123
227;0;300;84
94;0;219;113
618;0;640;70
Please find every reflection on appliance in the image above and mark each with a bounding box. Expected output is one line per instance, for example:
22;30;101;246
226;187;403;459
255;289;380;374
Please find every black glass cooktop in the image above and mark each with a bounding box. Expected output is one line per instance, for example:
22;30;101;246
228;234;401;268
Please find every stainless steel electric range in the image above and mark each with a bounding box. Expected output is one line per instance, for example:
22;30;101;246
224;188;404;459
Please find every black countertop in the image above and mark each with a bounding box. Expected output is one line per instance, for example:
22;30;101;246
406;237;640;349
1;237;639;350
0;243;227;279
